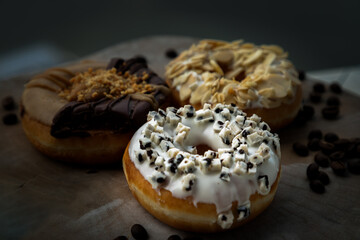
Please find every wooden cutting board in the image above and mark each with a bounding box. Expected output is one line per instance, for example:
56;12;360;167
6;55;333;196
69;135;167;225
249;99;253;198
0;36;359;240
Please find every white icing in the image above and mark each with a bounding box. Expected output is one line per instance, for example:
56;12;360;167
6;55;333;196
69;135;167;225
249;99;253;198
128;104;280;229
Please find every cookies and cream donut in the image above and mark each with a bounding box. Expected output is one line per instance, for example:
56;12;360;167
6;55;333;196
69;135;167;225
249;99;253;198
123;103;281;232
21;57;170;164
165;39;302;130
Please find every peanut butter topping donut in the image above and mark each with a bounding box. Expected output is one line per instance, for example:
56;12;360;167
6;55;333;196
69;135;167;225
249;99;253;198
123;103;281;232
21;57;170;164
165;39;302;130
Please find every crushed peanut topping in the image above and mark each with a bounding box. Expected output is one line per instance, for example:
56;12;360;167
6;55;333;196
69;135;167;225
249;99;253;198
59;68;154;102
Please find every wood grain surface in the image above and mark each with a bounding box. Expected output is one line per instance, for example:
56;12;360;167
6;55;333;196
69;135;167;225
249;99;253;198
0;36;359;240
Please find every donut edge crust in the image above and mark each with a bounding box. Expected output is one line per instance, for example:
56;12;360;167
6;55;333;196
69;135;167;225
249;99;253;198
123;142;281;232
21;110;133;165
166;78;302;131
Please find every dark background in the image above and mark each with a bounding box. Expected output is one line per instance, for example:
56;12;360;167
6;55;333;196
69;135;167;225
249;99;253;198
1;0;360;75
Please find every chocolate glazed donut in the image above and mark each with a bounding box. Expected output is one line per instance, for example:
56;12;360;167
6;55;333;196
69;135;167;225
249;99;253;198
51;58;169;138
21;57;171;164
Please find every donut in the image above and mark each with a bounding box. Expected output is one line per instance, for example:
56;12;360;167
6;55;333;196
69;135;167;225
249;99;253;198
21;57;170;164
123;103;281;232
165;39;302;130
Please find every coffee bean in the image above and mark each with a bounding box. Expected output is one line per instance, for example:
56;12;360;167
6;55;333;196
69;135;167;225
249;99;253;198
131;224;148;240
165;49;178;59
168;235;182;240
346;143;358;158
298;70;306;81
2;96;16;111
322;106;339;120
347;158;360;174
86;169;98;174
324;133;339;143
133;55;147;64
2;113;18;125
330;82;342;94
113;236;128;240
308;138;320;151
333;139;350;151
309;179;325;194
308;129;323;140
330;160;347;176
329;151;345;162
350;138;360;145
326;96;340;106
319;140;335;155
309;92;322;103
307;163;320;180
303;105;315;120
314;152;330;167
318;171;330;185
293;142;309;157
183;237;203;240
313;83;326;93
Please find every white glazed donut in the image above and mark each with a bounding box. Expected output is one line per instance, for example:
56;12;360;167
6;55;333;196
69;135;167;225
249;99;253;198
123;103;281;232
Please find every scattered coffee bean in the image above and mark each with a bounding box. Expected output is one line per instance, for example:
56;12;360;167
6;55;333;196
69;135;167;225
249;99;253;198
133;55;147;64
347;158;360;174
309;179;325;194
318;171;330;185
165;49;178;59
303;105;315;120
2;113;18;125
183;237;203;240
329;151;345;162
308;129;323;140
324;132;339;143
294;105;315;125
326;96;340;106
330;161;347;176
313;83;326;93
131;224;148;240
308;138;321;151
330;82;342;94
345;139;360;157
350;138;360;145
86;169;98;174
322;106;339;120
333;139;350;151
293;112;307;126
314;152;330;167
319;140;335;155
298;70;306;81
113;236;128;240
2;96;16;110
309;91;322;103
293;142;309;156
168;235;182;240
307;163;320;180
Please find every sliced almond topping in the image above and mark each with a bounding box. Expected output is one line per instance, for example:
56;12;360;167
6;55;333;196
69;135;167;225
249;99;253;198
210;59;224;75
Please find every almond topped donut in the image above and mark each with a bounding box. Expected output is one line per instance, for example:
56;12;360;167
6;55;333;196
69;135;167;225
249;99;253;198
21;57;170;164
165;39;302;130
123;103;281;232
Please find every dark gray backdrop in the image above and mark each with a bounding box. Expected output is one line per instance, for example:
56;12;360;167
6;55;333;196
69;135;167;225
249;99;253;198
1;0;359;71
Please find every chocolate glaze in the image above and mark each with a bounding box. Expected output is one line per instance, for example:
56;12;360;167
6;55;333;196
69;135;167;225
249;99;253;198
51;58;169;138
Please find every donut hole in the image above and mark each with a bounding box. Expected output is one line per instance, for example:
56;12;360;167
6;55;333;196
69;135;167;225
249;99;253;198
196;144;215;155
212;50;246;82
